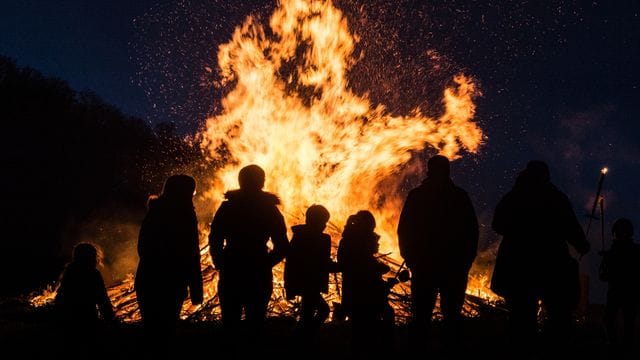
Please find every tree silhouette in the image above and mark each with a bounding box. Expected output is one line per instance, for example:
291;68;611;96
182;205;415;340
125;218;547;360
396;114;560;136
0;56;207;295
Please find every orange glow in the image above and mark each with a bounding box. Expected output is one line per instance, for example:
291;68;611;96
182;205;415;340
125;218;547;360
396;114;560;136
200;0;483;259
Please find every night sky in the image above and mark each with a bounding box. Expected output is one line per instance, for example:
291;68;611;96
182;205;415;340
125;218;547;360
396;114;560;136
2;0;639;303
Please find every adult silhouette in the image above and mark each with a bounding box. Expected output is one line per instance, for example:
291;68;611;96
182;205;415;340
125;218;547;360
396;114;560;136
338;210;395;356
209;164;289;340
599;218;640;347
134;175;203;344
491;160;589;353
397;154;479;350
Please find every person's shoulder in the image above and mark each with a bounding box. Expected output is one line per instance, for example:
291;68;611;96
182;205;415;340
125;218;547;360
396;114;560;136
452;183;469;194
451;183;473;200
260;191;281;206
225;189;281;206
290;224;307;239
86;267;105;280
223;189;241;201
543;183;569;200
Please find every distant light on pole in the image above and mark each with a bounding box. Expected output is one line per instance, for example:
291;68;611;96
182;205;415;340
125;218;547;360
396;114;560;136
586;166;609;252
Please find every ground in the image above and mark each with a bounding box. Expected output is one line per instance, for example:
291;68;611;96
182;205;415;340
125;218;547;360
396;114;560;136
1;298;638;359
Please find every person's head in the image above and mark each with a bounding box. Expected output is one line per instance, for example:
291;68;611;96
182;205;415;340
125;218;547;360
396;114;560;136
427;155;450;180
342;211;376;237
612;218;634;241
305;204;330;232
342;210;379;253
355;210;379;253
525;160;550;182
162;174;196;201
239;164;265;191
354;210;376;233
71;242;102;268
516;160;550;186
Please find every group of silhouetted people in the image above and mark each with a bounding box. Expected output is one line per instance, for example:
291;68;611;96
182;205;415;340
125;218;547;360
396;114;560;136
53;157;640;357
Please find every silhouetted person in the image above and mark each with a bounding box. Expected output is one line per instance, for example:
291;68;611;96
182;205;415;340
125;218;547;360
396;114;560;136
338;210;395;356
54;242;115;350
284;204;337;343
491;160;590;354
599;218;640;347
397;154;479;350
134;175;203;347
209;164;289;346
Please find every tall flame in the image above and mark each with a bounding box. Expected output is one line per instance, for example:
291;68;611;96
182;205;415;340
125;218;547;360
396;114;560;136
201;0;483;255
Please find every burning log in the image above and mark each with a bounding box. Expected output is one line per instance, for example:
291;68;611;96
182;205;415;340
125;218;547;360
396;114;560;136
30;244;506;324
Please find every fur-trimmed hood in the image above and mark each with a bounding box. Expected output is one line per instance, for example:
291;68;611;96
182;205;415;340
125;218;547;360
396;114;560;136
224;189;281;206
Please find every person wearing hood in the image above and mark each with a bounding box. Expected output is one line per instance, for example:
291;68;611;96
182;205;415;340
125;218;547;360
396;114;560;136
134;174;203;344
209;164;289;340
397;154;479;351
338;210;396;355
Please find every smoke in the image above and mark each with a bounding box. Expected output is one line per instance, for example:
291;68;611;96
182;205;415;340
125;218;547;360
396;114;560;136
62;210;143;286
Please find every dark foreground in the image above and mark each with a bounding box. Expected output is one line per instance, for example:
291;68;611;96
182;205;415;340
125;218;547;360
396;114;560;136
1;299;638;360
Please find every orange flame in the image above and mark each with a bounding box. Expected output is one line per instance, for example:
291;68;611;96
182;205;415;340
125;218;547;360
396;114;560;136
201;0;483;256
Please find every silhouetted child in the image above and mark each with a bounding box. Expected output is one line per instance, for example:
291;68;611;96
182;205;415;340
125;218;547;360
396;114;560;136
54;243;115;348
338;210;395;355
599;218;640;346
284;204;337;342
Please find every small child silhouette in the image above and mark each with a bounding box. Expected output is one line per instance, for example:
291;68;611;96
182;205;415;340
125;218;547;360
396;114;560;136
55;242;115;330
284;204;337;341
337;210;395;355
599;218;640;346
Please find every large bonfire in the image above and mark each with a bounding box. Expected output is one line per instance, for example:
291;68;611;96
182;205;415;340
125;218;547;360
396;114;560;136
33;0;498;321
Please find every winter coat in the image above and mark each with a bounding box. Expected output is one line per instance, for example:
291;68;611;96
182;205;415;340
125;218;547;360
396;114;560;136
397;177;478;275
599;240;640;301
338;230;390;313
491;181;588;301
55;262;114;325
135;196;203;304
209;189;288;284
284;224;333;298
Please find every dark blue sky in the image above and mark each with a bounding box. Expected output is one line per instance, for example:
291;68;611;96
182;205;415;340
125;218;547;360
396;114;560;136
2;0;639;303
0;0;153;117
